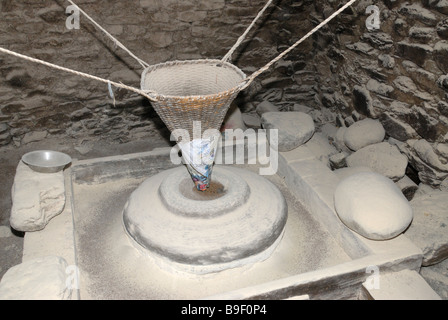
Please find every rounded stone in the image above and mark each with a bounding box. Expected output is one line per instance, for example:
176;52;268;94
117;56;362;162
123;166;288;274
346;142;408;181
261;112;315;152
334;172;413;241
344;119;386;151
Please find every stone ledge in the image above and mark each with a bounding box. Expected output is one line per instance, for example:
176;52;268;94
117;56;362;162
405;191;448;266
278;148;372;259
278;142;422;264
278;145;316;164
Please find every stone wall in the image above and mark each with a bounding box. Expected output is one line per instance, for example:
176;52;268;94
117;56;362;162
1;0;448;188
0;0;313;147
306;0;448;188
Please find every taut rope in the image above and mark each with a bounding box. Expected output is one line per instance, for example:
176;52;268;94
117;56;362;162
0;46;157;101
221;0;274;63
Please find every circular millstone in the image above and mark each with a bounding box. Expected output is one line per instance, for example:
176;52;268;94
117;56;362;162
123;166;288;275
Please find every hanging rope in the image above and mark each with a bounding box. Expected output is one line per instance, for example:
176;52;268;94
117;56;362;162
241;0;358;90
0;46;157;101
221;0;274;63
66;0;150;69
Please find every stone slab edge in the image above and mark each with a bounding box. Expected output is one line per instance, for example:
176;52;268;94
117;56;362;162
21;167;79;300
203;248;423;300
363;269;441;300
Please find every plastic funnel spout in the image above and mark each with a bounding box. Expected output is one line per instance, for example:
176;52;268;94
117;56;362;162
178;135;220;191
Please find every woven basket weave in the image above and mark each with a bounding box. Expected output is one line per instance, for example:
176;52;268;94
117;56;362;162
141;59;247;141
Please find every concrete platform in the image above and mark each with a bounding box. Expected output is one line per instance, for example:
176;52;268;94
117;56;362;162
18;139;438;300
69;155;350;299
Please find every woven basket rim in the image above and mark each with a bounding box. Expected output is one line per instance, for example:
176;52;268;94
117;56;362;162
140;59;247;101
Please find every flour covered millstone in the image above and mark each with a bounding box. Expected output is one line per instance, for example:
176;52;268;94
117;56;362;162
178;133;220;191
334;172;414;240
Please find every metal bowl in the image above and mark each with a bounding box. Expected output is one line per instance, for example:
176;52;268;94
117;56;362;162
22;150;72;173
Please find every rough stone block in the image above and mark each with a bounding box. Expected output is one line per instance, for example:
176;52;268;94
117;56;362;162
242;113;261;129
261;112;315;152
396;41;433;67
330;152;348;170
405;191;448;266
409;26;434;43
343;119;386;151
399;4;438;26
434;41;448;74
22;131;48;145
402;60;438;93
408;106;440;142
432;0;448;15
256;100;280;116
353;85;376;118
361;32;394;51
420;258;448;300
10;161;66;232
413;139;448;173
346;142;408;181
379;112;419;142
0;256;71;300
393;76;433;102
366;79;394;97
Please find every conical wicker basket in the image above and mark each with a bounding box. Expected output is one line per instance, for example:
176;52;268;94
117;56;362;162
141;59;247;141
